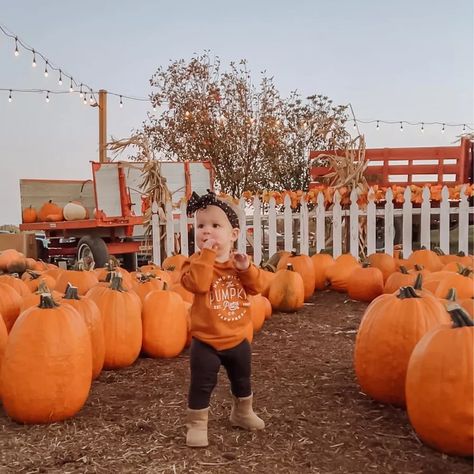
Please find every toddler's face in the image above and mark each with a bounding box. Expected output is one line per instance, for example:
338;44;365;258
195;205;239;261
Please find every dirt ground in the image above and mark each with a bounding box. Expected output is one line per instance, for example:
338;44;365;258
0;290;472;474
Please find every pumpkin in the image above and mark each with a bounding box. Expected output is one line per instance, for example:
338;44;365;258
261;295;272;320
347;263;384;302
249;294;266;333
459;297;474;318
407;248;443;272
277;251;315;301
0;294;92;423
131;274;166;303
142;287;187;358
268;264;304;312
6;255;28;275
434;268;474;299
367;252;396;282
86;274;142;369
63;201;88;221
94;257;133;290
170;282;194;304
354;285;450;406
0;316;7;397
0;249;24;273
55;260;99;295
22;205;37;223
326;254;360;292
259;269;276;298
21;271;57;293
38;200;63;222
162;253;188;272
20;280;62;312
310;251;335;290
383;266;417;294
0;274;31;297
405;304;473;456
0;282;22;332
61;284;105;380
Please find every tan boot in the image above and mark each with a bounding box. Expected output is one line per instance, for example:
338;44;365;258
186;407;209;447
229;393;265;431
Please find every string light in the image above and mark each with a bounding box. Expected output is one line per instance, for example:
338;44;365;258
463;124;466;132
32;49;36;67
119;95;123;108
441;123;445;133
44;61;49;77
89;93;94;104
376;120;379;131
83;94;87;105
69;78;74;92
8;90;12;102
421;122;424;133
58;70;63;86
14;36;19;56
45;91;50;103
79;84;84;98
400;121;404;132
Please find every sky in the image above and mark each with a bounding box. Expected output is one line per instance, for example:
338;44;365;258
1;0;473;225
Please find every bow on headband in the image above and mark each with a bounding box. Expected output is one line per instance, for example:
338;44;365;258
187;190;240;228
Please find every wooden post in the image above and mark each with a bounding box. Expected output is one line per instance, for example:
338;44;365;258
99;89;108;163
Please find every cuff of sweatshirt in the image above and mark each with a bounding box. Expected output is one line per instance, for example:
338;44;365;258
237;262;258;279
198;247;217;264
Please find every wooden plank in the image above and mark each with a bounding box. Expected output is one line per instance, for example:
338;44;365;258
439;186;450;254
151;201;161;265
316;192;325;252
384;188;394;255
179;200;188;257
420;186;431;249
253;195;262;265
366;188;376;255
165;200;174;257
237;197;246;254
458;185;469;254
402;187;413;256
300;197;309;255
332;191;342;257
284;194;293;252
268;197;277;257
349;188;359;257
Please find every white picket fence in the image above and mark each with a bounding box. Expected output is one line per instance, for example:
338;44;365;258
150;185;474;266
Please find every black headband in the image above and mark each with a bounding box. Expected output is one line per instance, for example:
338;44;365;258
187;190;240;228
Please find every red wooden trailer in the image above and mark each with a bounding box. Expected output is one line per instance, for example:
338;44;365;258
18;160;213;269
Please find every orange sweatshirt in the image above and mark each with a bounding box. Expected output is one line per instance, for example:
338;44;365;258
180;248;267;351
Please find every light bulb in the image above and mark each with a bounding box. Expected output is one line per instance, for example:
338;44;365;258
441;123;445;133
399;122;404;132
463;124;466;132
421;122;424;133
32;50;37;67
58;70;63;86
69;78;74;92
83;96;87;105
45;92;50;103
8;90;12;103
353;120;356;129
14;38;19;56
44;62;49;77
79;84;84;98
89;94;94;104
119;95;123;108
376;120;380;131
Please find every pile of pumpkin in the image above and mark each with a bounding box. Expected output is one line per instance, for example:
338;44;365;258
0;249;272;425
22;199;89;223
257;247;473;457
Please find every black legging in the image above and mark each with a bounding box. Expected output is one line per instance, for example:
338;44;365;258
188;338;252;409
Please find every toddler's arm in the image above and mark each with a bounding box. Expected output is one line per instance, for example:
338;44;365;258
235;255;267;295
181;248;215;294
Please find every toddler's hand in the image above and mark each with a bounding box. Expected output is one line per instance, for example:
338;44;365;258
202;239;219;251
233;253;250;270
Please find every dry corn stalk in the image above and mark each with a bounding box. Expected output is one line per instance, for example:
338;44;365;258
107;133;171;252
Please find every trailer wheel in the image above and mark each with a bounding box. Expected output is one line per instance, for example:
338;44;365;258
77;236;109;268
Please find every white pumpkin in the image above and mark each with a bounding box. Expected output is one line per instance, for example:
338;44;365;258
63;201;88;221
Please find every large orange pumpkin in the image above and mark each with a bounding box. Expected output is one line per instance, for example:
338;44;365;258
277;251;315;301
22;205;37;223
0;294;92;423
61;285;105;380
268;264;304;312
407;248;443;272
347;264;384;302
38;200;63;222
354;285;450;407
367;252;396;283
142;288;187;358
326;254;360;292
55;261;99;295
406;304;473;456
86;274;142;369
0;316;7;398
310;252;335;290
0;282;22;332
0;274;31;297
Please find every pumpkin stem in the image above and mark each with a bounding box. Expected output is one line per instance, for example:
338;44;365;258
413;273;423;290
162;281;168;291
460;267;473;277
26;270;41;280
433;247;445;256
399;266;409;274
286;263;295;272
36;280;51;294
456;251;466;257
260;262;276;273
446;303;474;327
444;287;457;301
38;293;59;308
109;272;126;292
397;286;420;299
105;256;119;271
414;264;424;271
63;283;80;300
